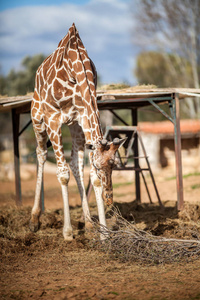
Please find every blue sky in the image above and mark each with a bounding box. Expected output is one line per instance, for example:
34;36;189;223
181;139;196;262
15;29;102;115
0;0;88;10
0;0;139;85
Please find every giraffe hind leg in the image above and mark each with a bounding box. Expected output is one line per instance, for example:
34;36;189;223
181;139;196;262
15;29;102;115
45;123;73;241
30;122;47;232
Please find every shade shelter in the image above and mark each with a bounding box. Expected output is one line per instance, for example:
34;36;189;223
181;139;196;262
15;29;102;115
0;88;199;210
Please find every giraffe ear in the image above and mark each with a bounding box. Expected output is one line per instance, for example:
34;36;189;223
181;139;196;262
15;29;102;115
86;144;95;150
113;137;127;148
109;138;127;152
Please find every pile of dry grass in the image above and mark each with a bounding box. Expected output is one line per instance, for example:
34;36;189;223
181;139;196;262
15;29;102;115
1;204;200;264
0;207;87;256
93;208;200;264
98;83;157;92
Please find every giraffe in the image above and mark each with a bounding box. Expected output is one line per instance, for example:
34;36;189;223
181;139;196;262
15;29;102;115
29;23;125;240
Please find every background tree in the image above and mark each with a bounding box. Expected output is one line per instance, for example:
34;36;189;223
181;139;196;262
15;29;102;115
132;0;200;119
0;74;7;96
0;54;46;96
135;51;194;88
0;54;46;138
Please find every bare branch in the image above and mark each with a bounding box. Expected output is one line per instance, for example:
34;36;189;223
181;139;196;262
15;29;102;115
92;208;200;264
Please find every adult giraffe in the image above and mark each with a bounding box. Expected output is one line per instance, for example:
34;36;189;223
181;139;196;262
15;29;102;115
30;23;124;240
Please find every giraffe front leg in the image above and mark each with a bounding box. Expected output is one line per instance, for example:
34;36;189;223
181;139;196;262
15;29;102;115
57;165;73;241
69;124;92;230
30;101;48;232
90;167;107;240
30;147;47;232
69;151;92;229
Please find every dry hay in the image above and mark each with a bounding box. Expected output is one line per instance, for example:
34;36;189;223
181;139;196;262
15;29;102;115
93;206;200;264
98;83;157;94
0;206;87;256
1;203;200;265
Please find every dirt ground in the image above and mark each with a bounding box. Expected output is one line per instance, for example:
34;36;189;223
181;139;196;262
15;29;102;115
0;162;200;300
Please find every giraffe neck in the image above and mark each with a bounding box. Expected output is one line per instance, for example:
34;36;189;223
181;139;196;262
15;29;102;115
78;107;103;146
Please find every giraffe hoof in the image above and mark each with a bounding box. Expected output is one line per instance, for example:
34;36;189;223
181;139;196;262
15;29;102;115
63;228;73;241
64;235;74;241
29;220;40;232
100;232;109;241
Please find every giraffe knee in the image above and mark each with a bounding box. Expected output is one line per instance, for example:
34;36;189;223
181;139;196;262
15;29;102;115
91;172;101;187
57;166;70;185
59;176;70;185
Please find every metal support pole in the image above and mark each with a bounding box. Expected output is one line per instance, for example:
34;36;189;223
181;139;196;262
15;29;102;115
173;94;184;210
132;109;141;202
12;109;22;206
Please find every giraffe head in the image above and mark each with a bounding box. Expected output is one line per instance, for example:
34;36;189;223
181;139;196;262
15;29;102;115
90;138;126;206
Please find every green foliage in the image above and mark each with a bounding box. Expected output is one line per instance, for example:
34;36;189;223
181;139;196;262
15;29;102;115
191;184;200;190
0;74;7;95
0;54;46;96
167;172;200;181
134;51;199;120
135;51;194;88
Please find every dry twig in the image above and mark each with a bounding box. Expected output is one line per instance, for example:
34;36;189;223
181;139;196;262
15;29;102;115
92;208;200;264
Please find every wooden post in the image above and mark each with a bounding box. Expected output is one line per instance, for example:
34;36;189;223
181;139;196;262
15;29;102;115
12;109;22;206
132;109;141;202
174;94;184;210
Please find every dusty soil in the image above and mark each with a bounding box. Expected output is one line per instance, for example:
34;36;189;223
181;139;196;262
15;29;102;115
0;162;200;300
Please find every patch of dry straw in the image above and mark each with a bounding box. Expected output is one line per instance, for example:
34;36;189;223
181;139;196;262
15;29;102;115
92;208;200;264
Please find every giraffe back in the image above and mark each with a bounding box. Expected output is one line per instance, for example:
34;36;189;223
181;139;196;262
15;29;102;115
32;23;102;144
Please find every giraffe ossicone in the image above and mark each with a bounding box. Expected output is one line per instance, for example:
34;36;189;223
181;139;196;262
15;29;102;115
30;23;125;240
